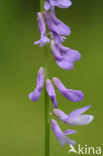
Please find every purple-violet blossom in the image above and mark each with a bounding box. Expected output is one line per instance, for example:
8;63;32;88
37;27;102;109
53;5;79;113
29;67;45;102
29;68;58;108
51;119;77;146
44;7;71;36
44;0;72;11
50;31;66;45
50;40;81;70
34;12;50;47
53;106;94;125
46;79;58;108
53;77;84;102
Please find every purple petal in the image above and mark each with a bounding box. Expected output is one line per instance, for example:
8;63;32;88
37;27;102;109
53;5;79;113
64;129;77;135
44;1;51;10
53;77;84;102
36;67;45;91
58;44;81;62
35;12;50;47
65;115;94;126
28;67;45;102
50;41;80;70
50;31;65;45
53;109;68;120
65;106;94;125
53;107;94;126
61;36;67;40
63;89;84;102
51;119;76;146
64;136;76;146
51;119;62;135
53;77;66;90
56;59;74;70
50;41;74;70
34;35;50;47
50;0;72;8
46;79;58;108
50;41;64;61
44;0;72;10
29;88;41;102
37;12;45;33
44;8;71;36
67;105;91;120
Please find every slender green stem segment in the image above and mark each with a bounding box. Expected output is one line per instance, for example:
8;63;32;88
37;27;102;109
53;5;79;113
40;0;44;12
39;0;50;155
44;43;50;156
44;85;50;156
44;46;50;156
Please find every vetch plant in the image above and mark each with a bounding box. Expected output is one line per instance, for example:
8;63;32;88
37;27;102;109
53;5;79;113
28;0;94;155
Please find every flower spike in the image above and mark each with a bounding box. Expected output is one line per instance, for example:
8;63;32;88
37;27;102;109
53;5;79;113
46;79;58;108
51;119;77;146
29;67;45;102
28;0;94;150
53;77;84;102
53;106;94;126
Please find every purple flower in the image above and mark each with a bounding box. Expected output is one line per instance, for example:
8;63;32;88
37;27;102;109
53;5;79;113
29;67;45;102
51;41;81;70
44;7;71;36
57;44;81;62
50;31;66;45
34;12;50;47
44;0;72;11
53;77;84;102
51;119;77;146
53;106;94;125
46;79;58;108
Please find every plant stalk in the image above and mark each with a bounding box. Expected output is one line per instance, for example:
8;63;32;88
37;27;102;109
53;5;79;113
44;46;50;156
44;85;50;156
40;0;44;12
40;0;50;155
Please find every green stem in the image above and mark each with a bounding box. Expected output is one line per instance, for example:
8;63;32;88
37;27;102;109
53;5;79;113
44;85;50;156
40;0;44;12
39;0;50;155
44;46;50;156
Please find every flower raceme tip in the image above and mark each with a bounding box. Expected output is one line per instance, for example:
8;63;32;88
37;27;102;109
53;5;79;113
34;7;81;70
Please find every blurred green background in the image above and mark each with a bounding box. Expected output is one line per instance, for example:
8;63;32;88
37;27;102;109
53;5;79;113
0;0;103;155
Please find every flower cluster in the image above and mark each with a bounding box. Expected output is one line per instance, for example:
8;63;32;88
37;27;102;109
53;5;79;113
29;67;94;146
29;0;94;147
29;67;84;107
34;0;81;70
